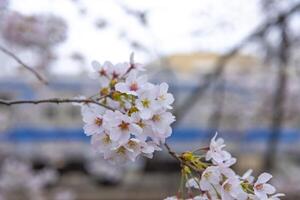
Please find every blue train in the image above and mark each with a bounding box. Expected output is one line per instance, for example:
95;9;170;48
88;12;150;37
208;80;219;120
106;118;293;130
0;78;299;169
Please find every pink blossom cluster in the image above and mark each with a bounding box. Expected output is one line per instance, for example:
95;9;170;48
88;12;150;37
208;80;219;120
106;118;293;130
165;133;285;200
0;159;58;200
79;55;175;164
1;12;67;48
0;0;8;10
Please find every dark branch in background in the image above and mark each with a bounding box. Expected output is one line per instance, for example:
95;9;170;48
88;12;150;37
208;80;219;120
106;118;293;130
115;0;148;26
264;18;290;171
0;98;114;111
173;2;300;126
0;45;48;84
207;77;226;132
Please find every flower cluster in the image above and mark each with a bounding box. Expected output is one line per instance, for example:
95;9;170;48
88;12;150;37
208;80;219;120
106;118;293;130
165;133;285;200
79;54;175;164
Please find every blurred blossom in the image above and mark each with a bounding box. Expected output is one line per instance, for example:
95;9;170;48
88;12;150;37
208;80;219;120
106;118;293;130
1;12;67;48
0;158;58;200
54;190;76;200
86;157;123;182
0;0;8;10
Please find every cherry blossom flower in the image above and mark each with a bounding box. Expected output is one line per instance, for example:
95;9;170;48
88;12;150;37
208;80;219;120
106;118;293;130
115;71;147;95
104;145;136;164
136;86;159;120
206;133;232;165
104;110;142;143
91;132;115;154
92;60;111;78
199;166;222;191
82;105;105;136
148;110;175;143
221;177;248;200
91;60;112;86
107;62;129;79
254;173;276;200
155;82;174;109
241;169;254;184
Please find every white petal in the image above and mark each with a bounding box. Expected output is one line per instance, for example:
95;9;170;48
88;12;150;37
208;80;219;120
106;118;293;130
115;83;129;93
263;183;276;194
91;60;101;70
109;130;121;141
242;169;253;179
255;190;268;200
257;173;272;184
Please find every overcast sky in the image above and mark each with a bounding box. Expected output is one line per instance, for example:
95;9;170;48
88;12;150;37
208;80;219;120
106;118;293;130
10;0;263;75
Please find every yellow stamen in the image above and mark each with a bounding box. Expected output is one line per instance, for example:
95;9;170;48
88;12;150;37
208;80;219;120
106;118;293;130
119;121;130;131
95;117;103;126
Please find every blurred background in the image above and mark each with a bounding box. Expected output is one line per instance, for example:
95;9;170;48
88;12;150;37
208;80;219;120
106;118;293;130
0;0;300;199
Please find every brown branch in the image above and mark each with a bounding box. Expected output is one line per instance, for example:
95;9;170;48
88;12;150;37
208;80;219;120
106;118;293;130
164;142;181;162
0;98;114;110
0;45;48;84
173;2;300;126
207;77;226;132
164;143;203;173
264;19;290;171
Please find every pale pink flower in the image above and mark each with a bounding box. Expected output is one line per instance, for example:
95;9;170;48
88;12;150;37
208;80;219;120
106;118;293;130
115;71;147;95
82;106;105;136
254;173;276;200
155;82;174;109
221;177;248;200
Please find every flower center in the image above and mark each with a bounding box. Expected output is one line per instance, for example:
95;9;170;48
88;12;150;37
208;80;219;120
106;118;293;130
141;99;150;108
130;82;138;91
255;184;263;191
159;95;166;100
119;121;130;131
94;117;103;126
102;134;111;144
116;146;126;155
127;140;138;149
152;114;160;122
99;69;106;76
136;119;145;128
112;71;119;79
224;183;232;192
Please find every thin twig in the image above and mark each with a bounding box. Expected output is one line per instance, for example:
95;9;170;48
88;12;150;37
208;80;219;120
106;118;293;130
164;143;203;173
0;45;48;84
0;98;114;110
164;142;181;162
